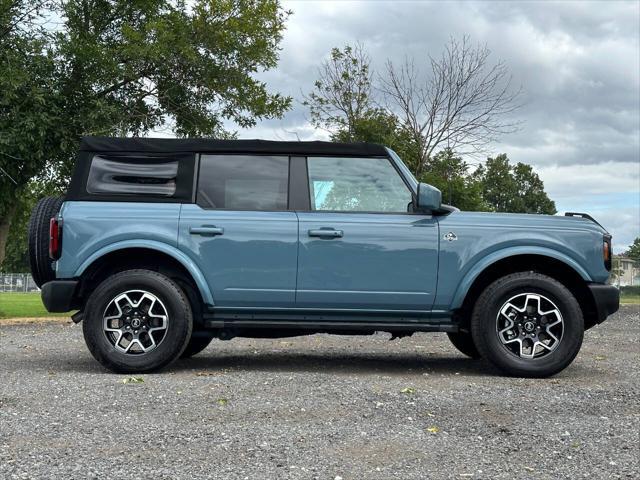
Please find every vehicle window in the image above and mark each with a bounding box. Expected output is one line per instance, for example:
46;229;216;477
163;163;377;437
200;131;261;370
307;157;412;212
86;155;178;196
197;155;289;210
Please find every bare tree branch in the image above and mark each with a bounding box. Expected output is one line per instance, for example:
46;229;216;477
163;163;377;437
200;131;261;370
380;36;523;177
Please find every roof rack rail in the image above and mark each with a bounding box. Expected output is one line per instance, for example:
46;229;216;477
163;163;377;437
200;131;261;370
564;212;607;231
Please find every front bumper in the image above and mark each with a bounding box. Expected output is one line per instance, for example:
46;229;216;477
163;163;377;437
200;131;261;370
588;284;620;324
41;280;79;312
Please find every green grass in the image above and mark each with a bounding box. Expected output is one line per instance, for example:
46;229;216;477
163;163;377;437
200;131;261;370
0;292;70;319
621;294;640;305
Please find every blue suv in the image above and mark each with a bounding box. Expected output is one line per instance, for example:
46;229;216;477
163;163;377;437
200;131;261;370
29;137;619;376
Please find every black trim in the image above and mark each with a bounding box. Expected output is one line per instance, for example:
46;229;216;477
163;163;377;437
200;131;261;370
604;234;612;271
588;284;620;324
80;136;388;157
203;317;457;333
41;280;79;313
288;156;311;210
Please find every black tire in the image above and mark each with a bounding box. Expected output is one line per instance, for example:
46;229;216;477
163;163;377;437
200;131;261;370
28;196;64;287
181;331;215;358
83;269;193;373
447;332;481;359
471;272;584;378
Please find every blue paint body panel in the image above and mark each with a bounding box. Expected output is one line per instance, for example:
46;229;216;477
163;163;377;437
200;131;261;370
296;212;438;311
177;205;298;308
55;167;610;319
435;211;609;311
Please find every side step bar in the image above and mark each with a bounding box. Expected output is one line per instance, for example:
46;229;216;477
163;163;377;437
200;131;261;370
203;315;457;333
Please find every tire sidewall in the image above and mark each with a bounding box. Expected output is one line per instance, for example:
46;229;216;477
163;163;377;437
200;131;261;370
83;270;192;373
473;274;584;377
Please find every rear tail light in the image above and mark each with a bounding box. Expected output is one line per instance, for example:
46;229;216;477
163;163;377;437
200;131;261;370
49;217;63;260
603;234;612;271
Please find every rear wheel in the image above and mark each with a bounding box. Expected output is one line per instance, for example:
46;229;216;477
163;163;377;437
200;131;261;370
447;331;481;358
28;196;63;287
83;269;192;373
471;272;584;378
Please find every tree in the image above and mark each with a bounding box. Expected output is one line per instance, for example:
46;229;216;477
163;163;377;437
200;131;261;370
626;237;640;264
0;0;292;268
380;36;522;177
422;149;486;211
475;154;556;214
303;43;373;139
331;108;421;171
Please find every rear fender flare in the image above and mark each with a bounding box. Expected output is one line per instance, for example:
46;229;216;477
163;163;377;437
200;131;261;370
74;240;214;306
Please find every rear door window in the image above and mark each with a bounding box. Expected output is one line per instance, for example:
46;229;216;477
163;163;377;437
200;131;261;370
197;155;289;210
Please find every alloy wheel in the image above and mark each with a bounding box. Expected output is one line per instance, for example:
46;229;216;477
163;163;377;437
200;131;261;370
495;293;564;359
103;290;169;354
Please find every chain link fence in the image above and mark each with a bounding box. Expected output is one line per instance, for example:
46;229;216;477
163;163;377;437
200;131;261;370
0;274;40;293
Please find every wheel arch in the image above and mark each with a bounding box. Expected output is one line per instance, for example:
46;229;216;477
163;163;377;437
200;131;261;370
454;252;599;330
75;241;214;307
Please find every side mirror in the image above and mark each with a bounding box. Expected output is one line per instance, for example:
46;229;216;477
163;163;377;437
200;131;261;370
416;182;442;212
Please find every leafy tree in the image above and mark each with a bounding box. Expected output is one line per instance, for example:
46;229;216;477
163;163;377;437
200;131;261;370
0;181;59;272
0;0;292;268
626;237;640;264
331;108;421;171
475;154;556;214
422;149;486;211
303;44;372;138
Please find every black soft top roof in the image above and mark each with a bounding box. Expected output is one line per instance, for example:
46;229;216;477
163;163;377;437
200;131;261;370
80;136;388;157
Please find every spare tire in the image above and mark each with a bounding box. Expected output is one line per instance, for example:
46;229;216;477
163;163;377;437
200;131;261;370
28;196;64;288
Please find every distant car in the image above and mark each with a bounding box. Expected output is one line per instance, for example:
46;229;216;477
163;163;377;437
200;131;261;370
29;137;619;376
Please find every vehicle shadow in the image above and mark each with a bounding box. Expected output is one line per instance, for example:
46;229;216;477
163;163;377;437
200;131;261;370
171;351;495;377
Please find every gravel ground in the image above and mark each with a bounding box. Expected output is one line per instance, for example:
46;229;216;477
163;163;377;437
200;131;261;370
1;306;638;480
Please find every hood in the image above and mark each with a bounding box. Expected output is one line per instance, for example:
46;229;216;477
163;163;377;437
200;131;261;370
441;211;609;236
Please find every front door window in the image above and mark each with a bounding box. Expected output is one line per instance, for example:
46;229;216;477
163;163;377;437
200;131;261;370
307;157;412;213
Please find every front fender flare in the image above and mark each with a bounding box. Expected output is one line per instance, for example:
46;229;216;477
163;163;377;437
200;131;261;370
74;240;214;306
450;246;592;310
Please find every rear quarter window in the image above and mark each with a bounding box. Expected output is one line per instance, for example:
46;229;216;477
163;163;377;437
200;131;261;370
86;155;179;196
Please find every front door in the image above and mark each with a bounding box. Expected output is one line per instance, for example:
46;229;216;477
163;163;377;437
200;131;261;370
179;154;298;308
296;156;439;312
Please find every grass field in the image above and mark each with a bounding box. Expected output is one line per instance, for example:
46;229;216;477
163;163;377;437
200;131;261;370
0;293;70;319
620;293;640;305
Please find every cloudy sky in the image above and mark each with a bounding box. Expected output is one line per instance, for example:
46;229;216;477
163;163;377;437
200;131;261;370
233;0;639;252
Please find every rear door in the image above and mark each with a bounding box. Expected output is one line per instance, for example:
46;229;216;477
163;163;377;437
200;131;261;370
296;156;439;312
178;154;298;308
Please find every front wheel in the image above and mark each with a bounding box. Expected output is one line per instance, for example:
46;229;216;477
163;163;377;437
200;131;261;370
83;269;193;373
471;272;584;378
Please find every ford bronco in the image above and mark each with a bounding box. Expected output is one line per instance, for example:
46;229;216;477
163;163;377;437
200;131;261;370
28;137;619;376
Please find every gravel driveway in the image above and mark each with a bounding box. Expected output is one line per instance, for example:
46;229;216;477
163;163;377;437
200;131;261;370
1;306;638;479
